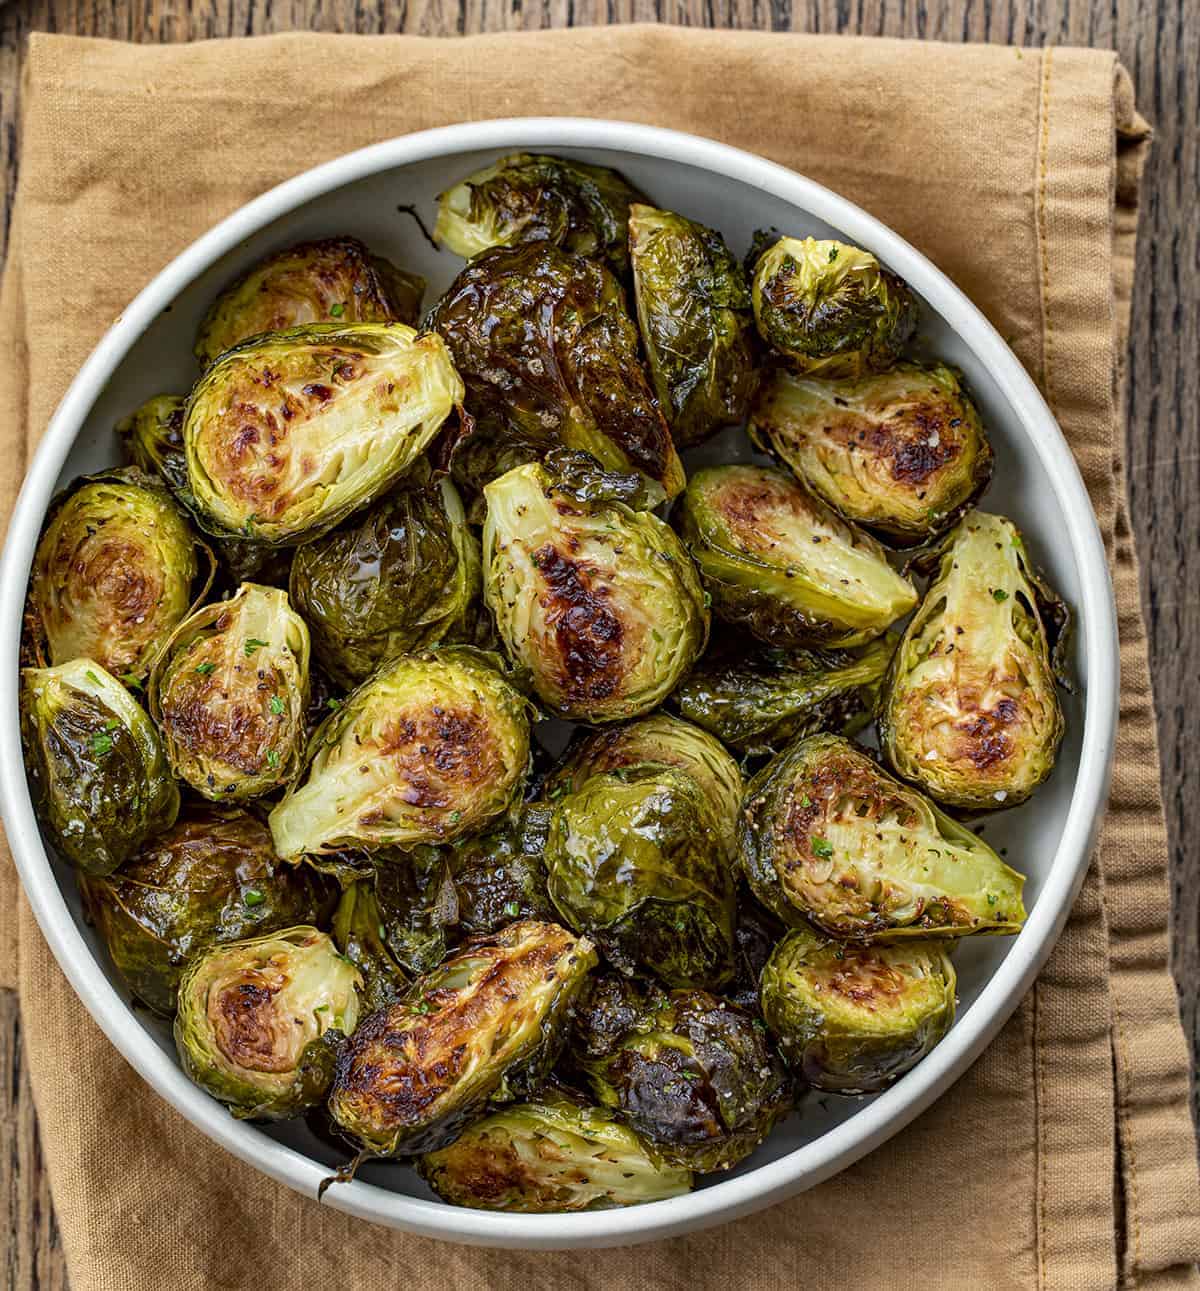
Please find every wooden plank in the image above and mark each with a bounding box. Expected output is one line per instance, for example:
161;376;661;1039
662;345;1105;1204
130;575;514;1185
0;2;1195;1287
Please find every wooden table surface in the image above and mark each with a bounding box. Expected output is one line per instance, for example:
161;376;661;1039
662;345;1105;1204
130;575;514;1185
0;0;1195;1284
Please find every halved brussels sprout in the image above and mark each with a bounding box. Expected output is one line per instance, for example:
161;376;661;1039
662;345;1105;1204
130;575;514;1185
676;465;916;649
760;926;957;1092
331;879;410;1013
628;204;757;446
570;976;791;1173
546;713;742;857
183;323;463;545
269;647;532;859
27;467;205;682
289;466;481;688
750;236;916;376
545;764;735;988
175;927;361;1120
195;236;424;367
81;805;331;1015
118;394;292;588
749;363;992;545
429;242;685;500
149;583;310;801
20;660;179;876
434;153;647;274
739;733;1026;939
446;803;556;936
672;634;895;757
483;461;707;723
328;920;596;1156
419;1088;692;1211
879;512;1068;810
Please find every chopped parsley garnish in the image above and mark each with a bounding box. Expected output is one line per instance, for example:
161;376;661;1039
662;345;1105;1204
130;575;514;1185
810;836;834;859
503;900;520;919
266;749;280;769
194;662;216;676
269;695;284;715
992;589;1009;602
329;302;345;317
244;638;268;657
90;731;114;757
243;888;265;907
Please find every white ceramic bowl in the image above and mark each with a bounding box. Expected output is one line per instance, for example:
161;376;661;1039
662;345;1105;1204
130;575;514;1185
0;119;1117;1249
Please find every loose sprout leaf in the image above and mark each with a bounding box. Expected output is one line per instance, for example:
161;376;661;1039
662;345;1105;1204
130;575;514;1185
748;362;993;545
676;464;916;649
738;733;1027;938
879;511;1067;810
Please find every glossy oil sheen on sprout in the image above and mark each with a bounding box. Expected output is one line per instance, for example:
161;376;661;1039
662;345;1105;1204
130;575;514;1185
430;242;685;501
328;920;596;1156
183;322;462;545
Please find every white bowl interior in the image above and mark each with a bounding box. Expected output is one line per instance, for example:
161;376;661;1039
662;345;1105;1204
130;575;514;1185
3;124;1112;1247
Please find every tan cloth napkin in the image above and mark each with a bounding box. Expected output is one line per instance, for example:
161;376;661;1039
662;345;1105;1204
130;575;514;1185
1;27;1197;1291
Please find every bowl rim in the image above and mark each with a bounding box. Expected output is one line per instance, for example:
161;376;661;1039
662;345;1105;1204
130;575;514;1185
0;117;1118;1249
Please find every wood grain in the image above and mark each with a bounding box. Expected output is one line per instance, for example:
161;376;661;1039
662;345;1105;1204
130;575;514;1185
0;2;1195;1286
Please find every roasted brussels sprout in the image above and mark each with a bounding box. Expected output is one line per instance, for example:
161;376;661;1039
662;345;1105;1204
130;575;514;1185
628;204;757;446
419;1088;692;1211
545;764;735;988
195;236;424;368
446;804;556;935
331;879;410;1012
429;242;685;500
289;466;481;688
672;634;895;757
749;363;992;544
879;512;1068;810
81;805;331;1015
328;920;596;1156
27;467;205;682
750;236;916;376
739;733;1026;939
483;461;707;723
20;660;179;876
149;583;310;801
117;394;190;497
546;713;742;857
434;153;647;274
570;976;791;1172
175;927;361;1119
760;926;957;1092
269;647;532;859
676;465;916;649
183;323;463;545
